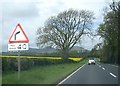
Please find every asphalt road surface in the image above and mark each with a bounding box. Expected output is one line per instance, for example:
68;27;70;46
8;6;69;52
58;62;119;85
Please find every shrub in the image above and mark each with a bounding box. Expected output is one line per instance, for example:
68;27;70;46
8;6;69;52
2;57;81;73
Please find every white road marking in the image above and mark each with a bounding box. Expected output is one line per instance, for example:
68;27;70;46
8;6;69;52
96;64;98;66
102;67;105;70
97;63;117;78
96;63;101;68
57;64;86;85
96;64;100;67
110;73;117;78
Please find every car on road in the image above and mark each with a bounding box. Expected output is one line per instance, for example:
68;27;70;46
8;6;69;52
88;58;95;65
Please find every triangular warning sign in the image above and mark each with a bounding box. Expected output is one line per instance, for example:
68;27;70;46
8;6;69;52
9;24;29;43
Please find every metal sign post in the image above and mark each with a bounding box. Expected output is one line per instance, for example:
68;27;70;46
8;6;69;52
18;51;21;80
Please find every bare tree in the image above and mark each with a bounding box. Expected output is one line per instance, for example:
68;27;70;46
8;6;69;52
36;9;94;58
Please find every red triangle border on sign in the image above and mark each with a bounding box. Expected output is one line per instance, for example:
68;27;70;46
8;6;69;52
9;24;29;43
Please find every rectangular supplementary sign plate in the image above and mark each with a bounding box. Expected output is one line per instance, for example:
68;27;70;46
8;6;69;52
8;43;29;51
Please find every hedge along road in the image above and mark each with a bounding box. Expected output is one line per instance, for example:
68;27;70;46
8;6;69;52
2;56;87;84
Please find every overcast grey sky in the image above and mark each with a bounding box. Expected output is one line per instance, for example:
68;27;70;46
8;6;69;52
1;0;114;52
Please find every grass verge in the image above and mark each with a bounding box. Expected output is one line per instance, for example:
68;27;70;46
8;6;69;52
2;58;87;84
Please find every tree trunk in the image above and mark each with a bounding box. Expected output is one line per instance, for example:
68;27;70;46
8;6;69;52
61;49;69;59
110;45;115;63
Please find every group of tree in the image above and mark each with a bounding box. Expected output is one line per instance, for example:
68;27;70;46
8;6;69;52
97;1;119;64
36;9;94;58
36;1;119;64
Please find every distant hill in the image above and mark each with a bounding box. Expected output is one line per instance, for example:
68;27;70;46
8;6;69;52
27;47;57;53
2;46;57;55
2;46;88;55
71;46;86;52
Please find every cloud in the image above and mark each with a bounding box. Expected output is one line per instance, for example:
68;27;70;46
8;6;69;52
0;2;2;53
81;35;103;50
1;2;40;52
3;2;39;20
1;0;112;52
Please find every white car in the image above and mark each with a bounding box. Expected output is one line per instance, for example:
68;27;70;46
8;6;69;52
88;58;95;65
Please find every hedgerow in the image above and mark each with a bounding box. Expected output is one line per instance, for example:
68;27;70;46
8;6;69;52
2;57;82;73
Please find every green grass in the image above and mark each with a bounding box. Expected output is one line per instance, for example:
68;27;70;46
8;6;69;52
0;76;2;85
3;58;87;84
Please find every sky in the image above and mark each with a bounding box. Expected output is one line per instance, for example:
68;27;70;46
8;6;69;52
0;0;113;52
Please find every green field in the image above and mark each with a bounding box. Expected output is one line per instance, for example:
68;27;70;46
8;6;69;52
2;58;87;84
0;76;2;85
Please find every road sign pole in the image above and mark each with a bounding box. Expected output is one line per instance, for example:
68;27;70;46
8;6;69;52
8;23;29;80
18;51;21;80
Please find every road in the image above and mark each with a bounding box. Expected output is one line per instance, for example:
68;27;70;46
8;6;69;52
58;62;119;85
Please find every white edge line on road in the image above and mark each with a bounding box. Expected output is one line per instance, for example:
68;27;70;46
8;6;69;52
57;64;86;85
110;73;117;78
109;64;119;68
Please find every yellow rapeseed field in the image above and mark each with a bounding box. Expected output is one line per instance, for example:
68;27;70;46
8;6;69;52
1;55;82;62
68;58;82;61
